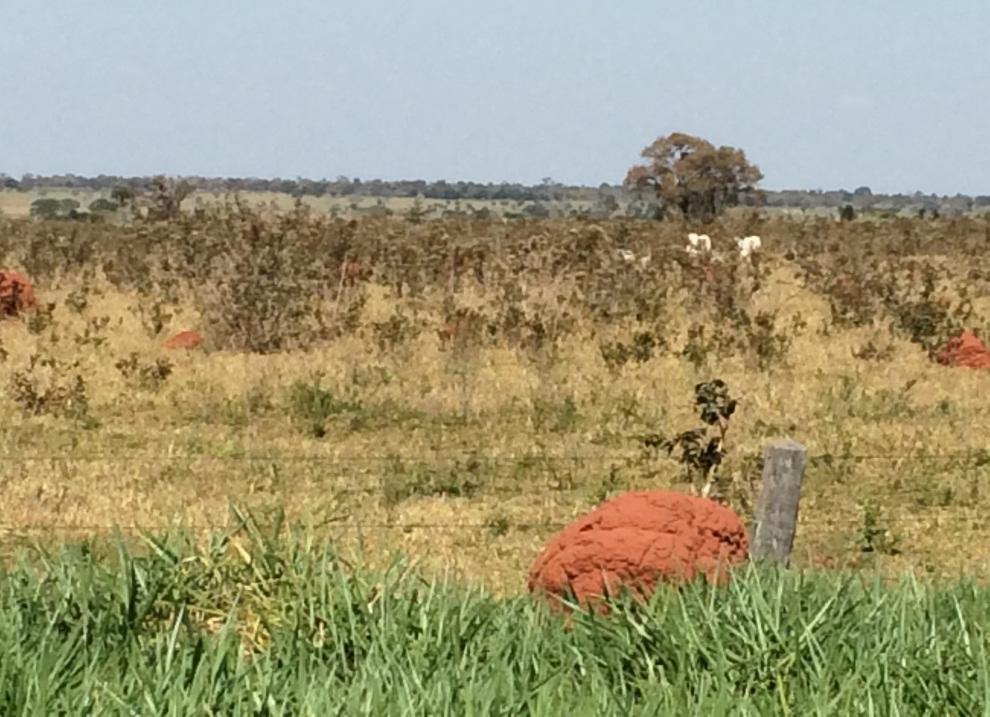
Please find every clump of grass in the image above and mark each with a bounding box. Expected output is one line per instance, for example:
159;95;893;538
381;455;486;509
599;329;663;372
858;499;902;556
530;394;580;433
7;352;97;427
370;309;421;353
286;376;363;438
114;353;173;391
485;512;511;537
25;302;56;335
742;309;793;370
72;315;111;349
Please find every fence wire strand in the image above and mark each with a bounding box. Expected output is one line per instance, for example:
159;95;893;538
2;434;988;538
0;513;983;536
0;450;987;463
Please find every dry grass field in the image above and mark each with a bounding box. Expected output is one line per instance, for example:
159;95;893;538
2;201;989;595
0;187;596;221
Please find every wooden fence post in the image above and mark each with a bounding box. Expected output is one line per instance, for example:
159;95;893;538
750;439;807;566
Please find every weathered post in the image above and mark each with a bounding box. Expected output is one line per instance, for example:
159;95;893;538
750;439;807;566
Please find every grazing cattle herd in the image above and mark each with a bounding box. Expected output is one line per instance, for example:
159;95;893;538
614;231;762;268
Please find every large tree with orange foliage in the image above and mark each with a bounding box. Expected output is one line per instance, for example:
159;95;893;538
625;133;763;222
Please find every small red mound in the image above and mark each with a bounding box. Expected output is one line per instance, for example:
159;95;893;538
528;490;749;611
0;271;37;318
162;330;203;350
339;261;369;286
936;330;990;370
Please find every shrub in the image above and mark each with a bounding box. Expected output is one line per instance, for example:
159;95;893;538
150;200;364;353
88;198;119;214
286;377;362;438
7;353;96;427
114;353;174;392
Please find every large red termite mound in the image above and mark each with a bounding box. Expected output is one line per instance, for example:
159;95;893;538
528;490;749;611
936;330;990;370
0;271;37;318
162;330;203;350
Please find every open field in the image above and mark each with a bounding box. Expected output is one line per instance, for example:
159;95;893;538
3;204;990;711
0;188;601;221
1;205;990;591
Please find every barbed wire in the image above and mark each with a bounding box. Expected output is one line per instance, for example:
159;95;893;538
85;354;986;374
0;511;982;537
12;334;979;380
0;449;986;463
0;521;568;534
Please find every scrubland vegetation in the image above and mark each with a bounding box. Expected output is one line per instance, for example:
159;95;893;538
2;194;990;711
2;202;989;575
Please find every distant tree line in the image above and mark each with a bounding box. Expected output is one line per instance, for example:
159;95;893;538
2;173;598;202
2;172;988;216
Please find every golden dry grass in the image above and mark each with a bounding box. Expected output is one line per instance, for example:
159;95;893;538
1;210;989;595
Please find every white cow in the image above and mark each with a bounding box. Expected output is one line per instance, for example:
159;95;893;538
686;232;712;255
615;248;651;268
736;235;762;259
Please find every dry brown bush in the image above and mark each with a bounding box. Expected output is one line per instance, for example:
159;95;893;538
3;207;989;358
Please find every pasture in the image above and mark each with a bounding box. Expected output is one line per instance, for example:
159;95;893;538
1;204;989;585
1;201;990;710
0;187;599;222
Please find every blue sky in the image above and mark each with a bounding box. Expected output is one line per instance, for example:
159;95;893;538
1;1;988;193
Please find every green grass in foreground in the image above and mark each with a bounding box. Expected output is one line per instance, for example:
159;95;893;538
1;527;989;715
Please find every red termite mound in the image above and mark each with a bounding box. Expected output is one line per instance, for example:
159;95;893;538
936;330;990;370
528;490;749;611
162;330;203;350
0;271;37;318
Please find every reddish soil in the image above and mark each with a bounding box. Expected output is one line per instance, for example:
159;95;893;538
0;271;37;318
339;261;369;287
936;330;990;370
528;490;749;611
162;330;203;350
436;321;459;343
